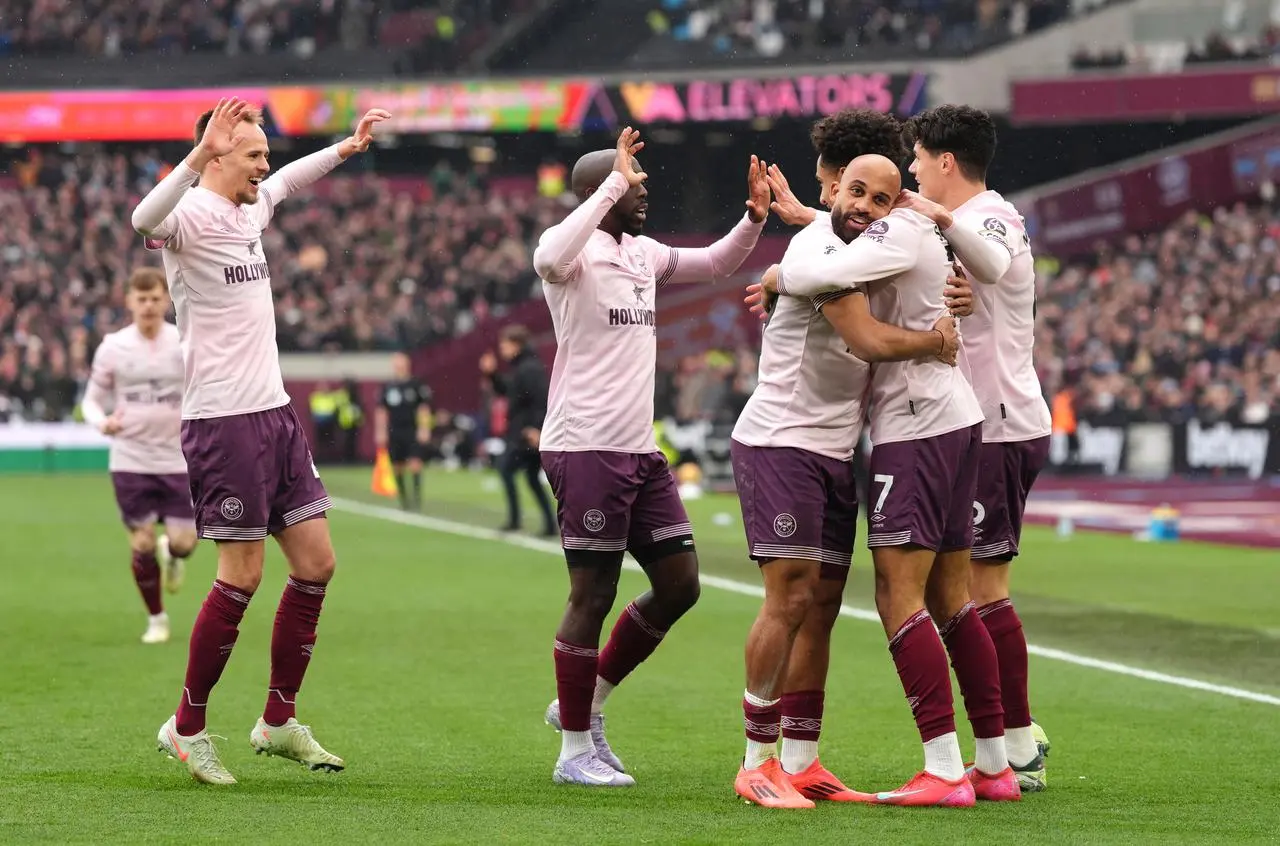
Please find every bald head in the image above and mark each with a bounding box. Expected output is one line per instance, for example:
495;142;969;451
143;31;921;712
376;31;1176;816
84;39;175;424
568;147;650;238
829;154;903;243
841;154;902;195
571;150;617;197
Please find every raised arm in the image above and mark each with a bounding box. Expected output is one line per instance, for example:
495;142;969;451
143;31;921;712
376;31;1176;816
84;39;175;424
132;97;256;240
655;154;769;286
131;163;199;242
533;128;646;284
776;215;918;298
895;190;1012;285
532;171;628;283
655;213;764;286
940;218;1013;285
260;109;390;212
817;292;958;365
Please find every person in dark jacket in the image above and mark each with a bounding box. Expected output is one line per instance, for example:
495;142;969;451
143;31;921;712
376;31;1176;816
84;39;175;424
480;325;556;536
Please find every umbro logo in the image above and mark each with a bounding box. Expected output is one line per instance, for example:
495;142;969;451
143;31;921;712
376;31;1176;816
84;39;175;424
247;240;260;257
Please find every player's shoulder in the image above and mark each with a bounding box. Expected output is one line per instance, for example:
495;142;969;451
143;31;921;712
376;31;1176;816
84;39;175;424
99;325;133;347
866;208;932;242
783;214;838;256
958;191;1023;232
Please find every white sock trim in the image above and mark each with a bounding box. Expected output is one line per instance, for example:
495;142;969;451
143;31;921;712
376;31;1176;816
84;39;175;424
973;735;1009;776
560;730;593;760
744;689;780;708
923;731;964;781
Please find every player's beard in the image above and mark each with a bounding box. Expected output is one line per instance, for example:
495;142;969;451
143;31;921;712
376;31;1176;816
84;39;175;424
830;203;872;244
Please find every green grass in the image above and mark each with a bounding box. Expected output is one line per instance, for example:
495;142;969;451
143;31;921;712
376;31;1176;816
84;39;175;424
2;468;1278;844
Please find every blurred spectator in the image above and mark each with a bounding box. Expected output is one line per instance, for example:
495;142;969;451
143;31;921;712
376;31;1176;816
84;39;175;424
0;145;573;421
645;0;1112;61
0;0;527;71
2;148;1276;429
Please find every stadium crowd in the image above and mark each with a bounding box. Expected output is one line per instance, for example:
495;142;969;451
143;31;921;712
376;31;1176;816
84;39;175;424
0;146;570;422
1;151;1276;428
0;0;521;69
645;0;1115;60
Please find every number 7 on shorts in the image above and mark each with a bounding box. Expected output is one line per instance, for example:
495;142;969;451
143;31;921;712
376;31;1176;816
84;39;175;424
872;474;895;515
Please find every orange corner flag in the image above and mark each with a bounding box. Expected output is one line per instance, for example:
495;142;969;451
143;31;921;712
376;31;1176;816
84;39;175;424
371;448;398;497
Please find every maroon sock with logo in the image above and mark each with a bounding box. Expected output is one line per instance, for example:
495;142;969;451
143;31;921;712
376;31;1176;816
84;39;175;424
888;609;957;742
263;577;328;726
175;580;252;736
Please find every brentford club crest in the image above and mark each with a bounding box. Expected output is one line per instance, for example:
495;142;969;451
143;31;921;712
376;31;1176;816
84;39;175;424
583;509;606;533
221;497;245;521
773;513;797;538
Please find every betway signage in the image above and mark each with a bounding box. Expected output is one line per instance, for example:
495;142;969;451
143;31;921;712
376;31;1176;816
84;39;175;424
1047;417;1279;479
1012;66;1280;124
1018;121;1280;257
611;72;928;125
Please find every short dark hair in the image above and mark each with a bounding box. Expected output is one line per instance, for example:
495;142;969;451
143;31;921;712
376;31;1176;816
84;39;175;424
500;324;529;347
810;109;907;170
902;105;997;182
193;105;263;148
128;266;168;293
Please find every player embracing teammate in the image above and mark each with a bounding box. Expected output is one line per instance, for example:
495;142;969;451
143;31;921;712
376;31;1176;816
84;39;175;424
740;104;1052;806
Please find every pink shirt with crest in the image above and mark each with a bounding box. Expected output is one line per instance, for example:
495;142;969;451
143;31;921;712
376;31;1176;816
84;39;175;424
131;146;344;420
941;190;1051;443
533;171;764;453
83;323;187;474
778;208;984;446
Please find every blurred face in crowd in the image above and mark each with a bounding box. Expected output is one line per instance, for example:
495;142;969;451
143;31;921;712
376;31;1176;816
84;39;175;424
498;338;520;361
127;285;170;336
391;352;411;379
829;155;901;243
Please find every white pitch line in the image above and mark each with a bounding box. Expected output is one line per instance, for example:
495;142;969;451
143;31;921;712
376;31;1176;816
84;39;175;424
330;496;1280;708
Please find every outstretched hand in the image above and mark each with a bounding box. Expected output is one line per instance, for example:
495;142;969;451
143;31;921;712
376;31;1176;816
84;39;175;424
765;164;818;227
338;109;392;159
197;97;252;159
614;126;647;187
745;155;770;223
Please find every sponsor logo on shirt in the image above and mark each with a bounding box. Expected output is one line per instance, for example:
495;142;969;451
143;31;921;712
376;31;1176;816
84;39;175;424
223;262;271;285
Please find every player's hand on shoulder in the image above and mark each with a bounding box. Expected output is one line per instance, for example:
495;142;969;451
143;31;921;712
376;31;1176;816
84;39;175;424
760;263;781;295
932;315;959;366
895;189;951;228
945;264;974;317
338;109;392;159
614;127;647;187
764;164;818;228
745;155;770;224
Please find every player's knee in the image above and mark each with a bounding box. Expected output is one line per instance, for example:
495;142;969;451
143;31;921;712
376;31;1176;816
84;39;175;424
568;580;618;621
129;529;157;555
168;529;198;558
807;583;844;631
299;549;337;584
968;560;1010;606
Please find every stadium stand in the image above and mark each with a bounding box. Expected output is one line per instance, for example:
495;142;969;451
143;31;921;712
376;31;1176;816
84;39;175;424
2;139;1275;429
503;0;1120;71
0;146;572;422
